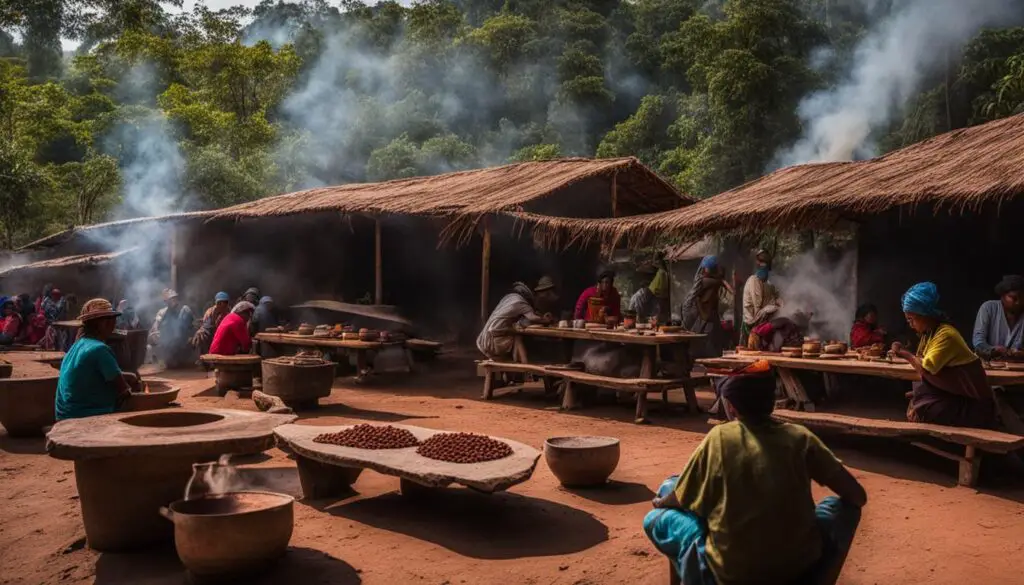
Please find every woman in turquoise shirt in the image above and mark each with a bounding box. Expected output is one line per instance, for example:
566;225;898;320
55;299;140;421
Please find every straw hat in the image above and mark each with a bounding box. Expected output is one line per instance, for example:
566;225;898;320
79;298;121;322
535;276;556;293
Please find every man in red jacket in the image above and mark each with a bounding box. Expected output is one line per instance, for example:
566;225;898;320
209;302;255;356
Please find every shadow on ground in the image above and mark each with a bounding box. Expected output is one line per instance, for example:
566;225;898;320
562;480;655;506
94;546;360;585
325;488;608;559
0;433;47;455
299;402;438;423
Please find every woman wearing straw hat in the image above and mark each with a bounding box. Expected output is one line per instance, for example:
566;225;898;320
55;299;141;421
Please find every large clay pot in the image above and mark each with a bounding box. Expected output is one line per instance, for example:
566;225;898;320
160;491;294;579
261;360;334;409
0;376;58;436
107;329;149;374
544;436;620;488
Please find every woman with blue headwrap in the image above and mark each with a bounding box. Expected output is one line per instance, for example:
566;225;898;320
681;255;732;358
890;282;994;428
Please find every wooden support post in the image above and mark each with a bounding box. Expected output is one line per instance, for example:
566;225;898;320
561;380;577;410
610;172;619;218
481;221;491;323
374;217;383;305
482;369;494;400
636;348;654;423
959;445;981;487
732;269;742;347
777;367;814;412
169;225;179;292
513;336;529;364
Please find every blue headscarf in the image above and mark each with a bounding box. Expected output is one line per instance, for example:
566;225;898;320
681;256;721;314
902;282;943;317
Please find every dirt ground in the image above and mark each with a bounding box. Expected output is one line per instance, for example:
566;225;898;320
2;350;1024;585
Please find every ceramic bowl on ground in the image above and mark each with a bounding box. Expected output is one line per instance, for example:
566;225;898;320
121;378;181;412
544;436;620;488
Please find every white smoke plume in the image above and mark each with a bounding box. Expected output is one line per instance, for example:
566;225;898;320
772;250;857;342
775;0;1021;167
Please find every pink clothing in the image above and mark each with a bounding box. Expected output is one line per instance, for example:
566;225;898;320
209;312;252;355
573;285;621;320
0;314;21;338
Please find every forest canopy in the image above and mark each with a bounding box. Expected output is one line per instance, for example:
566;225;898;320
1;0;1023;248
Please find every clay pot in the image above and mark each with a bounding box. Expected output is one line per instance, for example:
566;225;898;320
261;359;334;409
160;491;294;579
544;436;620;487
121;378;181;412
0;375;58;436
802;341;822;354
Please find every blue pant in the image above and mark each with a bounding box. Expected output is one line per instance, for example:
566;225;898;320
643;476;861;585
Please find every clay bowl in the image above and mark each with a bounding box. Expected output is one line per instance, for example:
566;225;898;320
160;491;294;579
121;378;181;412
544;436;620;487
0;375;58;436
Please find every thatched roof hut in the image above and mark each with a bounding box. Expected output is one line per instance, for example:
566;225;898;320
504;112;1024;248
208;157;689;223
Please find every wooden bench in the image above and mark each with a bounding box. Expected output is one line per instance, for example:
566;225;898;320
772;410;1024;487
476;360;702;423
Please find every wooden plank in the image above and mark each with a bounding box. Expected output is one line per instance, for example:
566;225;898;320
481;221;491;323
516;327;704;345
374;217;383;304
771;410;1024;453
255;332;401;350
776;367;815;412
698;355;1024;386
476;360;684;391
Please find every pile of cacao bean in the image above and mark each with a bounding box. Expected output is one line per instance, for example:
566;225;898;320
313;424;420;449
416;432;513;463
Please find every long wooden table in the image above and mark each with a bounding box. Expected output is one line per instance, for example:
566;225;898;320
254;332;412;376
698;354;1024;413
509;326;706;422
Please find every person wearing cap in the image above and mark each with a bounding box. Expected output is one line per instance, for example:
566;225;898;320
574;269;622;322
148;289;195;368
191;292;232;353
891;282;994;428
55;299;141;421
115;299;141;330
477;278;557;360
241;287;261;306
629;258;670;323
209;302;256;356
645;360;866;585
972;275;1024;360
741;249;782;344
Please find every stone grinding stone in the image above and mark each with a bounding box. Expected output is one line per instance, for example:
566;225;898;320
274;423;541;493
46;408;297;460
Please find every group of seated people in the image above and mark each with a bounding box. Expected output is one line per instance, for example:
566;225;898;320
0;285;76;349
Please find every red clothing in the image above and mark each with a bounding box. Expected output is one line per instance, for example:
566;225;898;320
850;320;884;348
0;314;21;338
573;285;621;320
209;312;252;355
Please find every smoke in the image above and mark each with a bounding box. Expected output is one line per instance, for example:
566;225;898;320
184;454;250;499
772;250;857;341
775;0;1020;167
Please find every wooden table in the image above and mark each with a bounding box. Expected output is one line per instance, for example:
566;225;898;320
512;326;705;421
698;354;1024;412
254;332;412;376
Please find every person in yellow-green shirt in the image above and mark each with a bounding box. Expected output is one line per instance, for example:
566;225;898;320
890;282;995;428
644;360;866;585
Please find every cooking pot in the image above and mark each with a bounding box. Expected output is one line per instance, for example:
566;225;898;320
160;491;294;579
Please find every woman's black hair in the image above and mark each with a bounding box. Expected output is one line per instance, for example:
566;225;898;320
597;269;616;282
855;303;877;321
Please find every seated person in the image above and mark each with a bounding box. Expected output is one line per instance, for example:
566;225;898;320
644;360;867;585
629;261;669;322
209;302;255;356
850;303;886;348
0;297;22;345
191;292;231;353
148;289;195;368
972;274;1024;360
574;269;621;322
891;282;995;428
55;299;140;421
477;279;557;361
749;312;811;352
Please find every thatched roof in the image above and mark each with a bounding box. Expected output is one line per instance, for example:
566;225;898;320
0;248;138;278
17;212;212;251
505;112;1024;247
208;157;689;222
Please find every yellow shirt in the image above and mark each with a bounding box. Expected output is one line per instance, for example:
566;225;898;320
673;420;846;585
916;323;978;375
